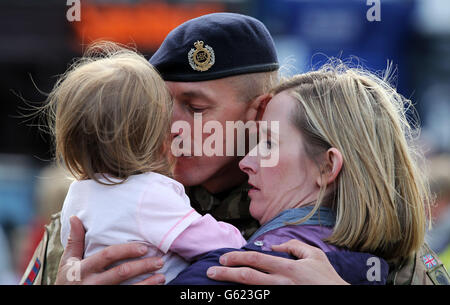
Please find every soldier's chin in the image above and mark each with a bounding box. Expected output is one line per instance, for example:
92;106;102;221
173;159;204;186
174;171;206;187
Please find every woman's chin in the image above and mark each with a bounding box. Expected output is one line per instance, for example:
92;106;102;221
249;202;263;224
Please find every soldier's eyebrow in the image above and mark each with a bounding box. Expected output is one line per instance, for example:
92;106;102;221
179;90;216;105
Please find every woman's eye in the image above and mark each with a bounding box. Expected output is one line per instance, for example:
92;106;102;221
257;140;273;157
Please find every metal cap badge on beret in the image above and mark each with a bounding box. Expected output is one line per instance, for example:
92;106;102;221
149;12;279;82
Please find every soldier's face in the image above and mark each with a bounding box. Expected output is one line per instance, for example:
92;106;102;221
239;92;321;225
166;79;255;191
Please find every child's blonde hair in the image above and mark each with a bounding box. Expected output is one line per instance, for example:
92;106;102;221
271;61;431;261
46;42;174;184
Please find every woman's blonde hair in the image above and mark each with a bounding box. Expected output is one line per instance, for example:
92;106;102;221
272;61;431;261
45;41;174;185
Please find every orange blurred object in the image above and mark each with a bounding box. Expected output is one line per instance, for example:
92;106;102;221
71;1;225;51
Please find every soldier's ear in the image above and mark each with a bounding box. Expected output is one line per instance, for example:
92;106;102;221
245;94;272;122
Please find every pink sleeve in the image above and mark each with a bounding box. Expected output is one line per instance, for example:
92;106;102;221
170;214;247;261
137;181;201;253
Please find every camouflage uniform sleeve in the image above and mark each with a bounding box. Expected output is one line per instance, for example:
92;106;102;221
187;183;260;240
387;242;450;285
19;212;64;285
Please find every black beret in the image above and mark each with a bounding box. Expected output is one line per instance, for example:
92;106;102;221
149;12;279;82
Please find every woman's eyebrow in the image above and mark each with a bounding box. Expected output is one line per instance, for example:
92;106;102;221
260;125;279;137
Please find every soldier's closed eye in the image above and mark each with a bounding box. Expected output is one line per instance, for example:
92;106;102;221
188;104;206;113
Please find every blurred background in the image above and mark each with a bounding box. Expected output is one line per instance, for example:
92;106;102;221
0;0;449;284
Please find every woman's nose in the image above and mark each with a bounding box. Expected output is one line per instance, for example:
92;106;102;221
239;151;258;175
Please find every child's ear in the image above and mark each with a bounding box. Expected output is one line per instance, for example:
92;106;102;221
316;148;343;187
245;94;272;122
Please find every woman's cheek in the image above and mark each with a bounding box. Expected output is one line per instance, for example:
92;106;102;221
249;199;264;223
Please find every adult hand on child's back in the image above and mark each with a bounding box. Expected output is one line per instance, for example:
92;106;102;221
206;239;349;285
55;216;166;285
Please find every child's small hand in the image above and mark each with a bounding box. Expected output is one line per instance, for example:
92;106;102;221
55;216;165;285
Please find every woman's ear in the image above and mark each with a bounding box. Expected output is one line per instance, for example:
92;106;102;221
316;148;343;187
245;93;272;122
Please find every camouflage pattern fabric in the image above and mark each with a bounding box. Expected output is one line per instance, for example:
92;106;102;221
20;212;63;285
185;183;260;240
387;243;450;285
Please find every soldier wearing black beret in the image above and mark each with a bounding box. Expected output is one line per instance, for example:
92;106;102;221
149;12;280;241
150;12;279;82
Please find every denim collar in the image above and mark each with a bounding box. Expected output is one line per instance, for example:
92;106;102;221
248;206;336;243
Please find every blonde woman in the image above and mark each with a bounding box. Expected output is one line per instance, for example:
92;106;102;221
173;63;447;284
46;42;246;284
